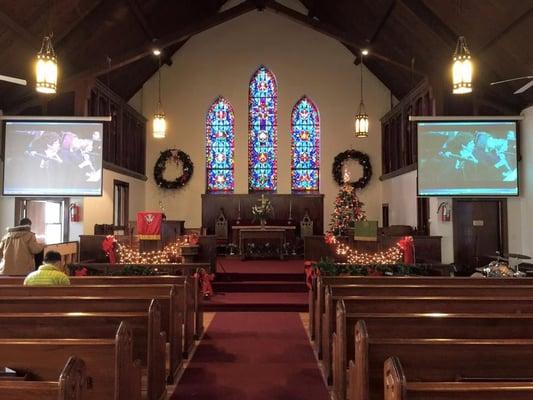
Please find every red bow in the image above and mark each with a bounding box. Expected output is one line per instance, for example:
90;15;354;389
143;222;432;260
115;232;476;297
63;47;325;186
194;269;215;298
398;236;415;264
304;261;319;290
102;235;117;264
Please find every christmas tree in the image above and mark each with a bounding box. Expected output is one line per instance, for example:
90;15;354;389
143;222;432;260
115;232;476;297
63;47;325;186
328;183;366;237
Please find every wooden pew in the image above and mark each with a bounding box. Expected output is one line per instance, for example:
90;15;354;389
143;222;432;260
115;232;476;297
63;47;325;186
333;305;533;400
310;275;533;348
0;275;204;338
0;283;196;359
350;322;533;400
321;286;533;383
0;292;184;383
384;356;533;400
0;356;86;400
0;300;165;400
0;322;141;400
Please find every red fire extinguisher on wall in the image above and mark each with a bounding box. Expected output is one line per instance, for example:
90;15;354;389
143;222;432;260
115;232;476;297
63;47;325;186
69;203;81;222
437;201;451;222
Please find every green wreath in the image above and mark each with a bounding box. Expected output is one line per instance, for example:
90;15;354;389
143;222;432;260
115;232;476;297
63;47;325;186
332;149;372;189
154;149;194;189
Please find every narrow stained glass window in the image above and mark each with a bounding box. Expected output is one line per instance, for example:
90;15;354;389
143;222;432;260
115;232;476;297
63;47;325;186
291;96;320;191
248;66;278;191
206;96;235;192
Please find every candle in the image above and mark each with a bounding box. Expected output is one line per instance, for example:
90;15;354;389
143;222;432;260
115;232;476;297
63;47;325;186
238;200;241;214
289;200;292;215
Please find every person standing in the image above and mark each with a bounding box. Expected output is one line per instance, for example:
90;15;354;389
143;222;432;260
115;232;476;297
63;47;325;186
24;250;70;286
0;218;45;275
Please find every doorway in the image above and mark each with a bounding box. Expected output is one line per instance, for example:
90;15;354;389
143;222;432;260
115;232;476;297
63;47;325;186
453;198;507;275
15;198;69;244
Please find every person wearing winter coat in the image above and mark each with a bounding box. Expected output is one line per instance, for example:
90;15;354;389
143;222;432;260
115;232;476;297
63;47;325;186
0;218;45;275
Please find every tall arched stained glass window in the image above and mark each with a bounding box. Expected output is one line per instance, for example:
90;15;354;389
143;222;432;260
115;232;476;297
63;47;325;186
291;96;320;191
248;66;278;191
206;96;235;192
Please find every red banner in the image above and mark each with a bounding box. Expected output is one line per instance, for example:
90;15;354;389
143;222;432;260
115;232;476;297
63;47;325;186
137;212;163;240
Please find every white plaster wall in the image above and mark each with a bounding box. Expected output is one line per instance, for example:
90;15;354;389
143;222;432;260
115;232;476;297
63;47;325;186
81;169;146;235
381;170;417;227
137;8;393;229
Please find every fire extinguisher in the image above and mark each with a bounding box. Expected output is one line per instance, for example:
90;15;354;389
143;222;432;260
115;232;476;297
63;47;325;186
437;201;451;222
69;203;81;222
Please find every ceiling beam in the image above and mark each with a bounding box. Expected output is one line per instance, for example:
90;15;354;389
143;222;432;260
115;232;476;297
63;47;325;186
65;0;257;83
0;10;39;47
479;6;533;54
265;0;425;77
368;0;397;44
127;0;156;41
55;0;106;47
398;0;456;46
398;0;524;111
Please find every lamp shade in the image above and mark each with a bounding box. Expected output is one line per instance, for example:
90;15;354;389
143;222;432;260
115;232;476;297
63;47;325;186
153;112;166;138
355;112;369;138
452;36;473;94
35;36;57;94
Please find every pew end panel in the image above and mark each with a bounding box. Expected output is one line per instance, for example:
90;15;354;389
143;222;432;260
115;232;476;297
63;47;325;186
322;285;334;381
169;286;184;383
333;299;348;400
147;299;167;400
352;320;369;400
115;321;142;400
384;357;406;400
314;277;325;357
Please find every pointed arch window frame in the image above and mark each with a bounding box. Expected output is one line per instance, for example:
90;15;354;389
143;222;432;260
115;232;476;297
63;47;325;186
248;65;278;192
205;96;236;193
291;95;320;192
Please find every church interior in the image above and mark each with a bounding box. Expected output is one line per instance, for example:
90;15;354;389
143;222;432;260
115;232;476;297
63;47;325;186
1;0;533;399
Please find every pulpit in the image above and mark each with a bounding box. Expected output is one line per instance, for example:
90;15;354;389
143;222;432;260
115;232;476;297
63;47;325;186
137;211;185;251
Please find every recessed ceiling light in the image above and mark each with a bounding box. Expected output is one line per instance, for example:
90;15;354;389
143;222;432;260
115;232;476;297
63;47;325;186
361;49;369;56
153;48;161;56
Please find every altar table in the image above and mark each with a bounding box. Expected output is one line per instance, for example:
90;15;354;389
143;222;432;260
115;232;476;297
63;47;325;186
233;226;296;260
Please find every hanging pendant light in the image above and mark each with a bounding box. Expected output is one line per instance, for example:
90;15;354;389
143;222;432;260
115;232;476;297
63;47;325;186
153;54;166;138
35;35;58;94
452;36;473;94
355;51;369;138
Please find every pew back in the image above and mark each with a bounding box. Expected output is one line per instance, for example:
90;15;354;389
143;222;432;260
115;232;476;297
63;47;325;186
384;356;533;400
0;322;141;400
0;356;85;400
352;321;533;400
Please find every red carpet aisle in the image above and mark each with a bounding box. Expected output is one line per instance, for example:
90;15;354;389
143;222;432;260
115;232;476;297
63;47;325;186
170;312;330;400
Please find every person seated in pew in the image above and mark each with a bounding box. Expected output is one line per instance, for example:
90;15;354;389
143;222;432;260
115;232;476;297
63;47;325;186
0;218;45;275
24;251;70;286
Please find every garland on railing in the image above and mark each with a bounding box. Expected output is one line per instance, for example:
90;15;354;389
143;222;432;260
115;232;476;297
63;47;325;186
325;232;405;264
102;234;199;264
315;258;434;277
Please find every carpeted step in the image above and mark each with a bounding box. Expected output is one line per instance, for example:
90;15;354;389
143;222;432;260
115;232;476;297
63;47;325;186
212;281;307;293
215;272;304;282
202;292;308;312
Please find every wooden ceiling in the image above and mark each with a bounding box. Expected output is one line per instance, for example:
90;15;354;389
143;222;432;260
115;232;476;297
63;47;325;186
0;0;532;114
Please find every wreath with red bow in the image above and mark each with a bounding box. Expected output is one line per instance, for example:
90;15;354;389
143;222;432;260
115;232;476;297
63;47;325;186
154;149;194;189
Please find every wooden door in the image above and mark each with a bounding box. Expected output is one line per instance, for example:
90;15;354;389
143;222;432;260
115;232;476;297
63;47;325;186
453;199;507;274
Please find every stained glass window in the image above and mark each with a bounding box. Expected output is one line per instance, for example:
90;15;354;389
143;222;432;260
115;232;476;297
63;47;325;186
206;96;235;192
291;96;320;191
248;66;278;191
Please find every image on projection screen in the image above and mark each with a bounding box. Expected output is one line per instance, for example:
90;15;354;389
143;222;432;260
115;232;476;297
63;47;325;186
3;121;103;196
417;121;518;196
